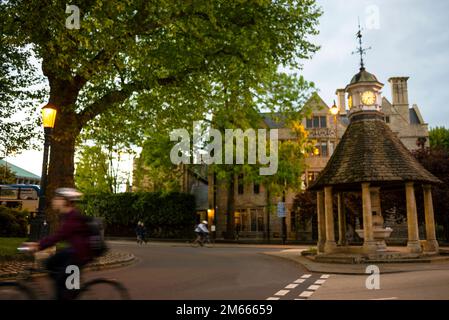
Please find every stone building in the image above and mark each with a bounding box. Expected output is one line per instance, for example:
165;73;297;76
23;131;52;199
208;73;431;242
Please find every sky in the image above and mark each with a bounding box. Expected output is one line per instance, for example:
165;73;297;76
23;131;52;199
5;0;449;178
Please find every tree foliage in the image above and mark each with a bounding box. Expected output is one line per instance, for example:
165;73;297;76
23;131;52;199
429;126;449;151
2;0;322;229
74;145;111;193
0;164;17;184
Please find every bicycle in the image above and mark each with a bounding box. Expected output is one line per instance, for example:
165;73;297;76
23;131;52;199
191;233;214;248
0;247;130;300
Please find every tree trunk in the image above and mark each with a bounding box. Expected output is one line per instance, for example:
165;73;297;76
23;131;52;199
45;81;81;232
266;186;271;243
225;172;235;239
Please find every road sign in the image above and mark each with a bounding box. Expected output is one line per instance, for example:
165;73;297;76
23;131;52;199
277;202;286;218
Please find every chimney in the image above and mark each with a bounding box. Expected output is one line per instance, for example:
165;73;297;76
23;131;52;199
335;89;346;113
388;77;409;106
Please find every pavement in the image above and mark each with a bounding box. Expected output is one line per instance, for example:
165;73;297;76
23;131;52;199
3;241;448;299
262;247;449;274
0;250;135;280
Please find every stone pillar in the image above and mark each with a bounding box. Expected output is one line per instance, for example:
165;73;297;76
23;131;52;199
362;183;376;252
324;186;336;252
337;193;347;246
423;185;439;253
405;182;422;253
316;191;326;253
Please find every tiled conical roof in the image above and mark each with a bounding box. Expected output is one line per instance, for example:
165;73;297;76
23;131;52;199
349;68;379;85
308;112;441;191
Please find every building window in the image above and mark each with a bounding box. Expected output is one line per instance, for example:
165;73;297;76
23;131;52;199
385;116;390;123
237;174;244;194
306;116;327;129
307;171;320;184
314;141;328;157
250;208;265;232
320;116;327;128
306;118;313;128
253;182;260;194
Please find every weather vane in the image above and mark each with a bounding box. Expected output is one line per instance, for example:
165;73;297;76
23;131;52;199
352;18;371;70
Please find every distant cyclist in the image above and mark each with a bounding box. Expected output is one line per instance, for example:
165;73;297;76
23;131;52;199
25;188;93;300
194;220;209;245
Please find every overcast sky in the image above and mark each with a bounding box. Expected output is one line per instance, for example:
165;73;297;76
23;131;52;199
302;0;449;128
5;0;449;176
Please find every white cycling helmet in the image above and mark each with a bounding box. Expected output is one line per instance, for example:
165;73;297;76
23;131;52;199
55;188;83;201
202;220;208;225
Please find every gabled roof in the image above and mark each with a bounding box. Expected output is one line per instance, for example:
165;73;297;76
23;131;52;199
0;159;40;180
308;113;441;191
260;93;329;129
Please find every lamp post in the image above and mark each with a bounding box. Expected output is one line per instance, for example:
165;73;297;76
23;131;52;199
29;104;57;241
329;101;339;150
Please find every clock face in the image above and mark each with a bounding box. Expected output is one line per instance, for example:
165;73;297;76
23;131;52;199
361;91;376;106
348;95;353;108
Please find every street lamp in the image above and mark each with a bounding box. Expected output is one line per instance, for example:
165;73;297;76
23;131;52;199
329;100;339;150
30;103;57;241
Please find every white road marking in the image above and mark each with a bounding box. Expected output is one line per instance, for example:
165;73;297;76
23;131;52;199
299;291;314;298
370;297;398;300
314;279;326;284
285;283;299;289
266;297;280;300
294;279;306;284
294;298;306;300
301;274;312;279
307;285;321;291
274;290;290;296
320;274;330;279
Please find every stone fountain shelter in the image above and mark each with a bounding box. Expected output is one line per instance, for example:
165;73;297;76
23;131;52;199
308;66;442;262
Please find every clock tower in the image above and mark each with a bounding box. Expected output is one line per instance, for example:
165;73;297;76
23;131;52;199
345;24;384;120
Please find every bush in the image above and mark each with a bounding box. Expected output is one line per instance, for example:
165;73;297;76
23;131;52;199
80;192;197;238
0;206;29;237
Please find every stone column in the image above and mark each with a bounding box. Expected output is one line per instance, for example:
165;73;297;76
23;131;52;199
324;186;336;252
405;182;422;253
362;183;376;252
316;191;326;253
337;193;347;246
423;185;439;253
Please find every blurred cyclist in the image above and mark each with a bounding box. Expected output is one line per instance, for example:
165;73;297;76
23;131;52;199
194;220;209;245
26;188;93;300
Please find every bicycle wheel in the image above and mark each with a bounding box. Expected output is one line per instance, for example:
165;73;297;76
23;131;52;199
204;239;214;248
0;282;36;300
76;279;130;300
190;239;200;247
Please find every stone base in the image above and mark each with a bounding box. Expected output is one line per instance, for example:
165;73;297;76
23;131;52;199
422;239;439;253
317;240;326;253
324;240;337;253
314;250;431;264
407;240;423;253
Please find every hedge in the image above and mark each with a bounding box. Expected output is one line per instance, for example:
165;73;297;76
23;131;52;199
0;206;29;237
80;192;197;238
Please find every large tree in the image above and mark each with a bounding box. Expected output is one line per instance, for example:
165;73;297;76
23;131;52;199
2;0;321;226
429;126;449;151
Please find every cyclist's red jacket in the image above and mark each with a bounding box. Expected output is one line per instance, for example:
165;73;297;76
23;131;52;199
39;209;92;264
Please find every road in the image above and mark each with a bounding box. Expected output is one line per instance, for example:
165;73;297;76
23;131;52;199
32;241;449;300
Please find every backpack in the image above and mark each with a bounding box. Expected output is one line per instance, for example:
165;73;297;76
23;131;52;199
84;216;108;258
